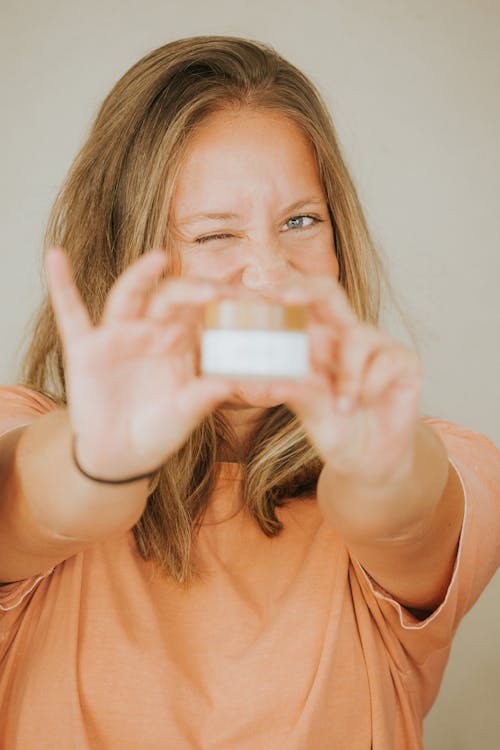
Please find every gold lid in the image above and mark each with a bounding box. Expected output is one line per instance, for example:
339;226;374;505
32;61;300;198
203;299;307;331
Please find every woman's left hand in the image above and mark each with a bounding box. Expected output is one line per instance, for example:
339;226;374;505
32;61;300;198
260;276;423;487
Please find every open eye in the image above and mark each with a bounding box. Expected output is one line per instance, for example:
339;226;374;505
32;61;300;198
283;215;321;231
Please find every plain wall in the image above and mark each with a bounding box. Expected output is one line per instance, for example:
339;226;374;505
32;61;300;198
1;1;499;746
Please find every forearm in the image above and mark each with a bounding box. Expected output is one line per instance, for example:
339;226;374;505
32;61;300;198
4;408;150;541
317;420;450;543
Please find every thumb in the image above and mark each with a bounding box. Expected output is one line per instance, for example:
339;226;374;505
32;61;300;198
179;377;235;425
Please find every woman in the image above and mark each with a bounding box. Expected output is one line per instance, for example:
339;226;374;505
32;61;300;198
0;36;498;749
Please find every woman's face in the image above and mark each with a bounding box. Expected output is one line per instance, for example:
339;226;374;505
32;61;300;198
170;107;340;409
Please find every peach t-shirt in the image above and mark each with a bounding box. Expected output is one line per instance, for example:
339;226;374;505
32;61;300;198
0;385;499;750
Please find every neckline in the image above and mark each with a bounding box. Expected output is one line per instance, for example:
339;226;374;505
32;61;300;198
215;460;245;480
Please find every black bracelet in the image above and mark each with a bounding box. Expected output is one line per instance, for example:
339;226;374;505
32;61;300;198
71;434;158;485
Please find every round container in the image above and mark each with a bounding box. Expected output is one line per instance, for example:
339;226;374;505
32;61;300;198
200;298;309;379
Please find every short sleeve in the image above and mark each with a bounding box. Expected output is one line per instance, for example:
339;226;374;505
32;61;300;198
0;385;59;610
352;418;500;665
0;384;59;438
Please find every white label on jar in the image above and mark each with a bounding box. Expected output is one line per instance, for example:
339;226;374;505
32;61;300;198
201;329;309;378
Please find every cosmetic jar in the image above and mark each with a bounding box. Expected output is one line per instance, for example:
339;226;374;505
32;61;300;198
201;298;309;379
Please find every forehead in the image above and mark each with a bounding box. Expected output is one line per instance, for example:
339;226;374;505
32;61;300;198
171;108;324;214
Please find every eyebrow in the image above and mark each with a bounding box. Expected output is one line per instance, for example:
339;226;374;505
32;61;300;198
177;197;326;225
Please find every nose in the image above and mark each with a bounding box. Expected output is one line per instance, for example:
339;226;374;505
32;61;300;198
241;244;294;290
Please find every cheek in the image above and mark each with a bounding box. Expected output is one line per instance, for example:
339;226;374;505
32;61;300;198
292;244;340;280
180;249;238;280
288;220;339;280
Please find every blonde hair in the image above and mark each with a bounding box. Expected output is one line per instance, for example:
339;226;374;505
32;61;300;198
18;36;406;586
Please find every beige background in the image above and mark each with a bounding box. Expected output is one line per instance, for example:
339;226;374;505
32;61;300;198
1;0;499;746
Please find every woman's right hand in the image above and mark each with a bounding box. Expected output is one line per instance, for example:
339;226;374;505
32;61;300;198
45;246;235;480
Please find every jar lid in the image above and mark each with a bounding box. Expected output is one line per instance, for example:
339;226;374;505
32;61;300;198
203;299;307;331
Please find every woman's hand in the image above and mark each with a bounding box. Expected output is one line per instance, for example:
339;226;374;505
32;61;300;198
45;247;235;479
254;276;423;488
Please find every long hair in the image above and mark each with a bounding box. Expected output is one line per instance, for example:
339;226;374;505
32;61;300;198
18;36;405;586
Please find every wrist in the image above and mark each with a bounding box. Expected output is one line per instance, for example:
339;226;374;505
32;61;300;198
71;434;159;485
322;421;419;493
318;421;447;542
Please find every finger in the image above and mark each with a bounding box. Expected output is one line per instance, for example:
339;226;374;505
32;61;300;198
235;371;330;418
147;316;205;357
265;276;357;329
101;249;170;324
307;321;340;374
177;376;236;425
362;347;422;405
334;325;389;412
45;246;92;343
